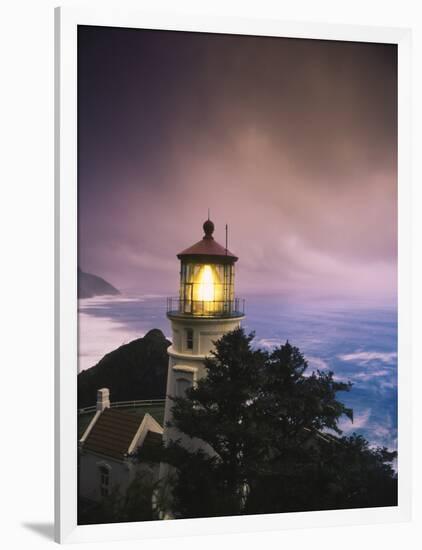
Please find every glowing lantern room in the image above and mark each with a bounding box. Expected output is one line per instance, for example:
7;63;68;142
167;219;244;318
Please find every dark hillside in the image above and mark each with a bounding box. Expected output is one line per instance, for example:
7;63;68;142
78;268;120;299
78;329;170;408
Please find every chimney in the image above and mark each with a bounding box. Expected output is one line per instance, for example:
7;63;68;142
96;388;110;412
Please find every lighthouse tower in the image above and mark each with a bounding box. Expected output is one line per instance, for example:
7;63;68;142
162;219;245;449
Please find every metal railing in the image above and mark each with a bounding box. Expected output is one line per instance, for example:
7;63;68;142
166;297;245;318
78;398;166;415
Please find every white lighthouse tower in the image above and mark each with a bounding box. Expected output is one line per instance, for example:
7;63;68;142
162;218;245;450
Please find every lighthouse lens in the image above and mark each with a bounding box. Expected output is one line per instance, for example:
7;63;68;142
178;261;235;316
197;265;215;301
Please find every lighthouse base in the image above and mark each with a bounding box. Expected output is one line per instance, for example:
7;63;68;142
158;314;244;517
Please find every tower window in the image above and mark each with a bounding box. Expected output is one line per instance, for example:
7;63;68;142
186;328;193;350
99;465;111;497
176;377;191;397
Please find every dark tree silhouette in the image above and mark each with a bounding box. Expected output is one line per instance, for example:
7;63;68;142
161;328;397;518
78;471;158;525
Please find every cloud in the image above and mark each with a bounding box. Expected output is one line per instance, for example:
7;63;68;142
258;338;284;349
353;369;391;381
339;408;371;431
77;28;397;301
338;351;397;365
368;418;397;452
307;356;329;371
378;379;398;390
351;368;397;391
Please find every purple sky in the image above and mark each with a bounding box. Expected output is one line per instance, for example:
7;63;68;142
78;26;397;303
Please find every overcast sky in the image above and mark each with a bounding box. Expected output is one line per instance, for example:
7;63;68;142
78;26;397;303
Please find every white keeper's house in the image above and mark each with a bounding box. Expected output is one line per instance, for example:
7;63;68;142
79;388;163;502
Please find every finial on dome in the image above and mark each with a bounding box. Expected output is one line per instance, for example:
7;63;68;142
203;219;214;239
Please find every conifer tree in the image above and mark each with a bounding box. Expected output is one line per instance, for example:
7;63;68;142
161;328;397;518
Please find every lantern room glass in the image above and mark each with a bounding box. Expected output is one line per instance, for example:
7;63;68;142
180;261;235;316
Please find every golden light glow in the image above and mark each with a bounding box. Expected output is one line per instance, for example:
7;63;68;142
197;265;215;302
181;262;229;315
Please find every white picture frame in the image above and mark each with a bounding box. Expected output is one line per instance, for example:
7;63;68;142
55;6;412;544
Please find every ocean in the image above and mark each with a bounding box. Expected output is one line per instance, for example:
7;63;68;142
78;292;397;453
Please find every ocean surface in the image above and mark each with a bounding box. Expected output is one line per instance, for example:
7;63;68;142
78;293;397;453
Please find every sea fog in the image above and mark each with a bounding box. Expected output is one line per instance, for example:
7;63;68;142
78;293;397;453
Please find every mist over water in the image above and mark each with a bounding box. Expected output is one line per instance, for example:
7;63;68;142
78;292;397;453
78;293;170;372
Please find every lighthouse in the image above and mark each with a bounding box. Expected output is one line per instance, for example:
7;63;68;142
162;219;245;450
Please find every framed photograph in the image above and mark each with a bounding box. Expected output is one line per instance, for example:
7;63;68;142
55;6;412;544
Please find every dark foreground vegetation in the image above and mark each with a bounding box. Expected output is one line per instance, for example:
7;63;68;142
78;472;157;525
161;329;397;518
78;328;397;524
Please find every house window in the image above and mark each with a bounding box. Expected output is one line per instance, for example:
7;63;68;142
186;328;193;350
99;465;110;497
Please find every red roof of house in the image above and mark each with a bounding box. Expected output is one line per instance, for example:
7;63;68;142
83;408;143;460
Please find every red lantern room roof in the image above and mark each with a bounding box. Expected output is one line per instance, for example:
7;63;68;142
177;220;238;263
